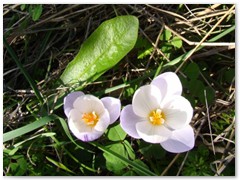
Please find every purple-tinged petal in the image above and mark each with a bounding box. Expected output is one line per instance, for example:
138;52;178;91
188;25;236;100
136;121;172;143
69;119;103;142
64;91;84;118
163;95;193;130
151;72;182;98
101;97;121;124
120;105;144;139
160;125;195;153
132;85;162;117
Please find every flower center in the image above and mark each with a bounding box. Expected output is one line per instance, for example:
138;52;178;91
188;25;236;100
149;109;165;125
82;111;99;127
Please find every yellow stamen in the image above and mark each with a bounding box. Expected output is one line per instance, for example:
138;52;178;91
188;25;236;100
149;109;165;125
82;111;99;127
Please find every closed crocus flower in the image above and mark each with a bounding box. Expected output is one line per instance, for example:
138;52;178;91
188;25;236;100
120;72;195;153
64;91;121;142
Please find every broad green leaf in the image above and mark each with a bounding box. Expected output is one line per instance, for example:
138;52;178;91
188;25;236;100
107;123;127;141
171;36;182;48
60;15;139;85
103;143;128;174
3;115;55;143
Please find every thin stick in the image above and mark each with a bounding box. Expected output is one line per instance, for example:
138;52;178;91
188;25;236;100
175;5;235;73
161;19;235;48
176;151;189;176
161;154;180;176
204;90;216;155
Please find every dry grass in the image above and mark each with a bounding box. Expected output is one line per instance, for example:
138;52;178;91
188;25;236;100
3;4;235;176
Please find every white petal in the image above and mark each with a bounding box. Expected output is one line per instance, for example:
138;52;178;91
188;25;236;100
120;105;145;139
160;125;195;153
68;109;105;142
132;85;162;117
101;97;121;124
136;121;172;143
163;95;193;130
64;91;84;118
73;94;105;115
69;109;91;132
151;72;182;97
94;109;110;132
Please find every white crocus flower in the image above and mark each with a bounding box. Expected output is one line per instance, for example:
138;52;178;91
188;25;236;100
64;91;121;142
120;72;195;153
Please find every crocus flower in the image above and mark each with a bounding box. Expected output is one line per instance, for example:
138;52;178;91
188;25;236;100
64;91;121;142
120;72;195;153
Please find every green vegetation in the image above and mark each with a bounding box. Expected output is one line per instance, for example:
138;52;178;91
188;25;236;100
3;4;235;176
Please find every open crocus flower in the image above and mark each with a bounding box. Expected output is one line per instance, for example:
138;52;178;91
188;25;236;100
64;91;121;142
120;72;195;153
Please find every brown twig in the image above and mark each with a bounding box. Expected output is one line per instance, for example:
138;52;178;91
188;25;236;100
175;5;235;73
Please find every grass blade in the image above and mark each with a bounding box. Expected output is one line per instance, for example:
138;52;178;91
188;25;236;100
3;115;55;143
3;36;44;104
46;156;75;174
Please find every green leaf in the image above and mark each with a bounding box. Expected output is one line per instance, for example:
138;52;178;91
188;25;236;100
137;47;153;59
123;140;135;160
8;155;27;175
139;141;166;159
223;68;235;84
20;4;26;11
184;62;200;80
91;142;156;176
171;36;182;48
30;5;43;21
103;143;128;174
132;159;150;176
122;170;136;176
160;29;172;41
107;123;127;141
188;79;205;98
198;86;215;105
60;15;139;85
46;156;75;174
3;115;55;143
